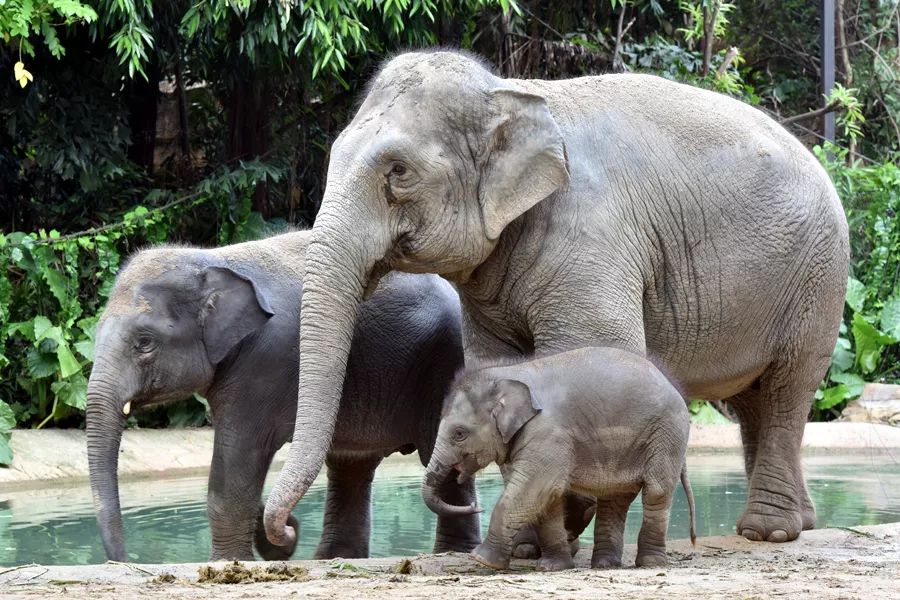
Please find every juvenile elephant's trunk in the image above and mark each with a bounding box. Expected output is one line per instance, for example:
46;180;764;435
422;450;481;517
264;186;391;546
86;371;128;561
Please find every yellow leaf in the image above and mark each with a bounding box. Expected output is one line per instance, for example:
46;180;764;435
14;61;34;88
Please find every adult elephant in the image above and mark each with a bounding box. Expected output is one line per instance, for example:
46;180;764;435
86;230;478;562
264;50;849;549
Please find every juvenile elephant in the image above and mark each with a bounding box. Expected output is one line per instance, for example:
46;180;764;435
264;50;849;551
423;347;696;571
86;230;479;562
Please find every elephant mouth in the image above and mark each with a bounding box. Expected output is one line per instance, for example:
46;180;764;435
452;455;481;483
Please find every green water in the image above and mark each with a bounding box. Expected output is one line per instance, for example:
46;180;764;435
1;452;899;566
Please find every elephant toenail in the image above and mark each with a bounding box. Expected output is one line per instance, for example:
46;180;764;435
741;528;763;542
767;529;789;543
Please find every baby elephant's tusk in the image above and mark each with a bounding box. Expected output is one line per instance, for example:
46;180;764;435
123;401;131;416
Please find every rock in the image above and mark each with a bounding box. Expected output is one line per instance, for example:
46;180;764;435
840;384;900;426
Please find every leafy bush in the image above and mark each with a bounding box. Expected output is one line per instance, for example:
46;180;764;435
814;146;900;418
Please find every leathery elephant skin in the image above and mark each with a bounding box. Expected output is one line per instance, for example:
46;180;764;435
263;49;849;552
423;347;697;571
86;230;478;562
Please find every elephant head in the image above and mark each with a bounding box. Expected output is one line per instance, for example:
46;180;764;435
87;250;273;560
422;377;541;516
264;50;568;545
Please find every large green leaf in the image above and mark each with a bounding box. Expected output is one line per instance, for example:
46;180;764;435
0;400;15;431
851;312;897;374
0;432;12;467
830;336;854;373
828;371;866;398
51;375;88;411
55;341;82;378
845;277;867;312
881;296;900;340
26;348;59;378
817;384;851;410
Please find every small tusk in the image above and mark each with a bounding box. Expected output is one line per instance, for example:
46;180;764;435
123;401;131;416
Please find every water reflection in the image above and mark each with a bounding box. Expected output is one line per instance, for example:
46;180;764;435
1;452;898;565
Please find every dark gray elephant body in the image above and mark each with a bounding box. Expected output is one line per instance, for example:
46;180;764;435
264;51;849;549
86;231;478;562
423;347;696;571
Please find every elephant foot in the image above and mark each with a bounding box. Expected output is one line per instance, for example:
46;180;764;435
737;504;803;543
433;537;480;553
799;490;817;531
536;551;574;572
591;553;622;569
635;552;668;568
471;543;510;570
511;542;540;559
254;513;299;560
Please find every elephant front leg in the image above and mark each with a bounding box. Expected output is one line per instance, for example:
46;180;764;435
471;464;565;570
207;436;278;561
314;454;382;559
432;473;481;553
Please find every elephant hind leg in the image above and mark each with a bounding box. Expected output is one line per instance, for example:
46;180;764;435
735;353;825;542
431;474;482;553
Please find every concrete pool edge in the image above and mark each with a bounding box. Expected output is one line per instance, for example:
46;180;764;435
1;523;898;594
2;422;900;490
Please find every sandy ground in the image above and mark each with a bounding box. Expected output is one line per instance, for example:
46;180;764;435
1;523;898;599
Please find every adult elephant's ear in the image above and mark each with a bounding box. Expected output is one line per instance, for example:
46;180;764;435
480;88;569;240
491;379;542;444
200;266;274;364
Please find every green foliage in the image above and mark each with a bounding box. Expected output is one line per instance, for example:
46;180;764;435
688;400;731;425
0;399;14;465
814;147;900;417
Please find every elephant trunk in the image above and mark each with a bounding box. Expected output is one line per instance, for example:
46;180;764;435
86;370;128;562
422;445;481;517
264;187;391;546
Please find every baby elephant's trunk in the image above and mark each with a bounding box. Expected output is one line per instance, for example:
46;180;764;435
422;461;481;517
681;462;697;546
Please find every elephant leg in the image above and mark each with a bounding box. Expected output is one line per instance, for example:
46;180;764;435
535;499;575;572
591;490;639;569
208;432;279;561
432;474;482;552
726;387;763;480
735;360;820;543
635;482;673;568
314;453;382;559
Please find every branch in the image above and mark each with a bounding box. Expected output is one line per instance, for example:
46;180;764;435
778;100;842;126
715;46;740;77
612;2;635;73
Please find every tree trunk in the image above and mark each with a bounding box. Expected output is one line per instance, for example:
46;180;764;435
126;59;160;174
225;64;272;218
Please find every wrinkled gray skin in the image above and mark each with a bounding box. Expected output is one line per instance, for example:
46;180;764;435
423;347;697;571
264;50;849;551
86;231;478;562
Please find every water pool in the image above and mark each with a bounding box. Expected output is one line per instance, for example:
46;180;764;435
1;451;899;566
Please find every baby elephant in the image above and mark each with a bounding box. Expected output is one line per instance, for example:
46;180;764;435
423;346;696;571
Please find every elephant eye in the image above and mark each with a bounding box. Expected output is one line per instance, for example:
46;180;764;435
452;426;469;442
134;334;157;354
390;163;407;177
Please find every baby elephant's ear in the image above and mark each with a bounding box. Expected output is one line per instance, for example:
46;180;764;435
491;379;542;444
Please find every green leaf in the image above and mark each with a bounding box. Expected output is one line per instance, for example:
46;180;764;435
51;374;87;411
828;371;866;398
0;432;12;467
817;384;851;410
851;312;896;374
0;400;15;431
845;277;867;312
880;296;900;340
32;316;53;341
830;336;854;373
56;341;81;378
688;399;731;424
26;348;59;379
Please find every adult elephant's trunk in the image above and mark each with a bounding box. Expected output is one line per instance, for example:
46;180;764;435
86;369;128;561
422;445;481;517
264;186;391;546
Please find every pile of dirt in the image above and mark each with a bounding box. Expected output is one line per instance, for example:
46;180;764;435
196;561;310;584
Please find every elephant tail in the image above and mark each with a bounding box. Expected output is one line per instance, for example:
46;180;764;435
681;462;697;547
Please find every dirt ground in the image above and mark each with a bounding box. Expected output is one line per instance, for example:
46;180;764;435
1;523;898;599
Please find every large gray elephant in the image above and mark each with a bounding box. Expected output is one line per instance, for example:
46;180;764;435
86;230;479;562
263;50;849;549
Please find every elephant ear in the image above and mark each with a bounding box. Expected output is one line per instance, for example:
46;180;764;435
479;88;569;241
200;266;274;364
491;379;542;444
